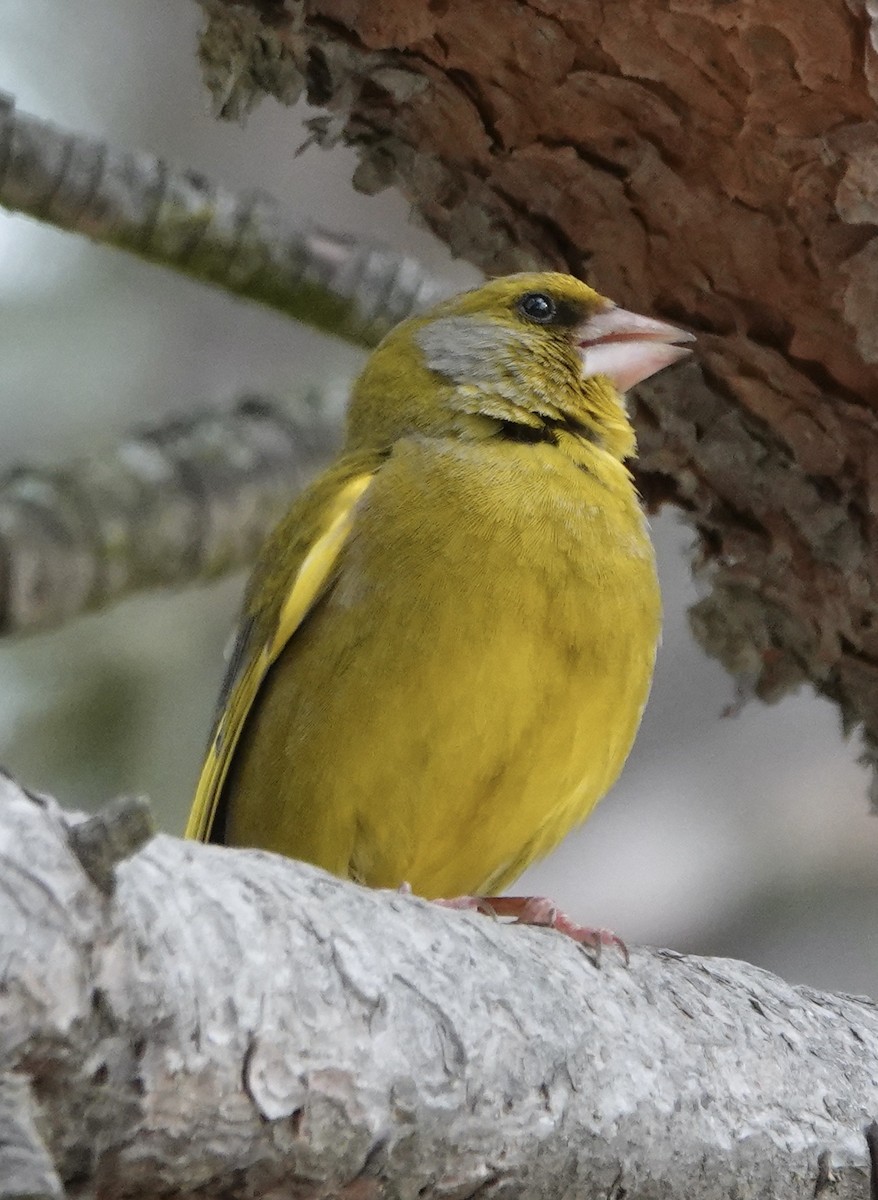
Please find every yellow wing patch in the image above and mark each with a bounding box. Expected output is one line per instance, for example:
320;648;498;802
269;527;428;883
185;472;374;843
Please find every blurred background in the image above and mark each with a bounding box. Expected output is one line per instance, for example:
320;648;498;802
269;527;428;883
2;0;876;994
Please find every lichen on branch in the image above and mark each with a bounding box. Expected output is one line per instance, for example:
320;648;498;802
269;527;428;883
2;775;878;1198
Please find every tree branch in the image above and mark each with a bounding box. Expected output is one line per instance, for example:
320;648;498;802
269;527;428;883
0;1074;62;1200
2;776;877;1199
0;396;337;635
0;91;449;347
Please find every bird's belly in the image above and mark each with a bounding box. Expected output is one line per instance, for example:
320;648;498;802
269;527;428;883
225;440;660;898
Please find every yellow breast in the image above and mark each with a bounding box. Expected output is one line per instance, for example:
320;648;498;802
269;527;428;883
222;432;661;899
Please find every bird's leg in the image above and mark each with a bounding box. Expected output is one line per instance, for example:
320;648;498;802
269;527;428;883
433;894;629;964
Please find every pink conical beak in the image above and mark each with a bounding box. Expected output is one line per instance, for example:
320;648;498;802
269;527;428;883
576;305;694;391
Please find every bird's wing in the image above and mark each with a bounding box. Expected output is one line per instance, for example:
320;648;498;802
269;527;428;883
185;469;376;843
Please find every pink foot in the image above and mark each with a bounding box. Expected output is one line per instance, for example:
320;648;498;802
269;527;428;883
434;893;629;964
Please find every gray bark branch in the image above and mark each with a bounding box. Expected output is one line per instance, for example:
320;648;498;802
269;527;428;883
1;777;877;1199
0;91;449;347
0;396;338;635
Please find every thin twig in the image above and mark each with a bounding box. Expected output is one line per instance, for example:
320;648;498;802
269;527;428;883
0;91;451;347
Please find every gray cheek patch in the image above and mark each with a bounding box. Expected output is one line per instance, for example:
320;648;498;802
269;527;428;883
414;315;584;428
415;317;532;391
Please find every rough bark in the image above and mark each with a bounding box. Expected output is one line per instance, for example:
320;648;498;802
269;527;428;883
2;776;878;1199
197;0;878;789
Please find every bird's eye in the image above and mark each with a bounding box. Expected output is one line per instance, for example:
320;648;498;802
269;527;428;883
518;292;557;324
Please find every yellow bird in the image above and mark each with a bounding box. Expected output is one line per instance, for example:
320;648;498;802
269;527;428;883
186;273;691;938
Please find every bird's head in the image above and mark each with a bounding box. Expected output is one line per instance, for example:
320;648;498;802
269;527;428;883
347;273;693;460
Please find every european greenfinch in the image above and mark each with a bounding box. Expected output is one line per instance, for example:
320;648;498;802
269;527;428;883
186;273;691;940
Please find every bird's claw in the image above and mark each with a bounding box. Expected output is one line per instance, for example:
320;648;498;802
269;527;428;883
433;893;629;965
